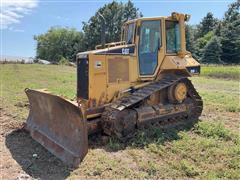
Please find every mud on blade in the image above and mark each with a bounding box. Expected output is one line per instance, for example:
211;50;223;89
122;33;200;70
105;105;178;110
25;89;88;167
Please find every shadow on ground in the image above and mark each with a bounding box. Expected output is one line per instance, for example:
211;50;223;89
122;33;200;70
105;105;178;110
5;129;72;180
88;119;197;152
5;119;197;179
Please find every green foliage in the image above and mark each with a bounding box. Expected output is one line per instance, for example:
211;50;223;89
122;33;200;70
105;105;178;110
123;0;143;22
195;121;240;144
107;137;123;151
194;31;214;59
195;12;218;39
189;1;239;64
201;36;222;63
82;0;142;50
59;56;69;65
34;27;84;62
195;121;232;140
178;160;199;177
185;24;195;53
130;126;179;148
220;1;240;63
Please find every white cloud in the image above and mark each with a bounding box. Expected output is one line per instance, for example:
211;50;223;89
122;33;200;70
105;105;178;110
0;0;38;29
8;26;25;32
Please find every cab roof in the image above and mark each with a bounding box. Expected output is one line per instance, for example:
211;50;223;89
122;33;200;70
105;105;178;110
124;16;165;25
124;12;189;25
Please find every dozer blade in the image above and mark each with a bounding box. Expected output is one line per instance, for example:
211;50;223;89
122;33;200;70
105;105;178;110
25;89;88;167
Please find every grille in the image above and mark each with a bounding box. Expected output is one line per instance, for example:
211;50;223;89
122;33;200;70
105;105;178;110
108;57;129;83
77;58;89;99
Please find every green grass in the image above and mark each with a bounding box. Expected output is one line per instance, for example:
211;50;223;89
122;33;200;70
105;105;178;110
191;76;240;112
0;64;76;120
1;64;240;179
201;65;240;80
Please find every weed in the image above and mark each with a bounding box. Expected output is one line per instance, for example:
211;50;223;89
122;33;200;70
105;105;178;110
130;126;179;147
227;158;240;169
179;160;199;177
194;121;240;144
227;105;240;112
139;160;158;176
107;138;123;151
147;143;164;156
195;121;232;140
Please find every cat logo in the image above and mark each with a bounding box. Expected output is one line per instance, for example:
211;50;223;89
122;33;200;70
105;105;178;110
122;48;129;55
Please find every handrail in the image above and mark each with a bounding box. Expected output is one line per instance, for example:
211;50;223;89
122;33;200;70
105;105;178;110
95;41;126;50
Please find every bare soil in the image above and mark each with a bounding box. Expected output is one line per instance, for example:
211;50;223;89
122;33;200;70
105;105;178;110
0;111;71;180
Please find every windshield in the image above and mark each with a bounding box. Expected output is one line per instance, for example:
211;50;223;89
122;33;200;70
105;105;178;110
165;20;180;53
124;23;135;44
138;20;161;75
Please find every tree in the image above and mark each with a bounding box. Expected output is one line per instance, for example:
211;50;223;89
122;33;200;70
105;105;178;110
214;22;222;37
195;12;218;39
201;36;222;64
194;31;214;59
59;56;69;65
123;0;143;22
82;0;142;50
34;1;142;62
220;0;240;63
185;24;195;53
34;27;84;62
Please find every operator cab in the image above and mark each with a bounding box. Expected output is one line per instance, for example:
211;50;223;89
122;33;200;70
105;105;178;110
122;13;190;53
121;13;190;77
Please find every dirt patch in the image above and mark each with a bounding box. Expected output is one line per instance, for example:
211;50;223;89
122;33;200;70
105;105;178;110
0;112;72;180
0;112;23;136
201;109;240;133
14;101;29;108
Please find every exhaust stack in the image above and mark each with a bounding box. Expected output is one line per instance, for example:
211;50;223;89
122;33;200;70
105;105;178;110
98;12;106;49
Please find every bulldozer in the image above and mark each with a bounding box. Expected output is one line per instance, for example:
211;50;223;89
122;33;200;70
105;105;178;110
25;12;203;167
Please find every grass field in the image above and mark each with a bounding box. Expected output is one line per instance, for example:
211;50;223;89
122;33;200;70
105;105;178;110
201;65;240;80
0;64;239;179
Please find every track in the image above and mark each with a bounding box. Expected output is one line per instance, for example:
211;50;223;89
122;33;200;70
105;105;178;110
111;75;187;110
102;77;203;140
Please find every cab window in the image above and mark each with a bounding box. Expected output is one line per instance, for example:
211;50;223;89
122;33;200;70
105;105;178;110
125;23;135;44
138;20;161;75
166;20;181;53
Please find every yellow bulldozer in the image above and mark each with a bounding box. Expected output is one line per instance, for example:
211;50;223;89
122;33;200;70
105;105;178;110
25;12;203;167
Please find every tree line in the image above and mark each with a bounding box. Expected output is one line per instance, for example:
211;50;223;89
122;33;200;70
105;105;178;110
186;0;240;64
34;1;142;63
34;0;239;64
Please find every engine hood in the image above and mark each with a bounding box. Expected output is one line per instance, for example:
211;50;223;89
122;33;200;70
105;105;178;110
76;44;135;59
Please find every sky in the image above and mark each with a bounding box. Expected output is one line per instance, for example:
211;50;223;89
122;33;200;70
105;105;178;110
0;0;236;57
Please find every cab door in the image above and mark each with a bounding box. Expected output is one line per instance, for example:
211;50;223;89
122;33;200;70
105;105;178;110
138;20;162;76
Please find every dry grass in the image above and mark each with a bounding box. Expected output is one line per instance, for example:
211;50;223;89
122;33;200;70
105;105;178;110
0;64;239;179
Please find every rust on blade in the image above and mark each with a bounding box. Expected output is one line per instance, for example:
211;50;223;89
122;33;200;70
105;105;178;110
25;88;88;167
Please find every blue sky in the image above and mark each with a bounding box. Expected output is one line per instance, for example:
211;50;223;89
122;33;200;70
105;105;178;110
1;0;235;57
